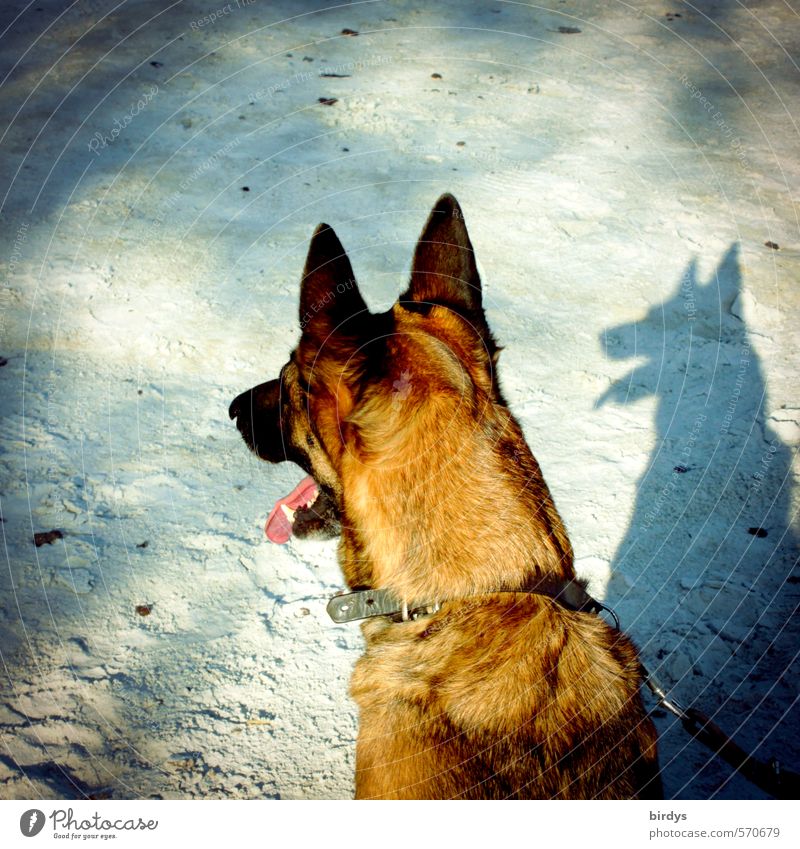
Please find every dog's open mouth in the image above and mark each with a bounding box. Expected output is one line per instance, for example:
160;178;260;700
265;475;341;543
265;475;319;543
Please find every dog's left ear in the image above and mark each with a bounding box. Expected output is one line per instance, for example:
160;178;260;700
299;223;369;349
402;193;483;318
298;223;377;416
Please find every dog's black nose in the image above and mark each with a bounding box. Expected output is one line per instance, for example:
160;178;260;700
229;393;243;420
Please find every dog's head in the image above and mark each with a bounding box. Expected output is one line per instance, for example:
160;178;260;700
229;193;504;552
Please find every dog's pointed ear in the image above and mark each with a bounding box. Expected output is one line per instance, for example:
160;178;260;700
299;223;368;345
402;193;482;316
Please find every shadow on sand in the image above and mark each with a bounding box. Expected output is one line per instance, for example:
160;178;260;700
599;244;799;798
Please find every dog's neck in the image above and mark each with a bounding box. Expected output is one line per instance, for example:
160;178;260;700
339;397;575;603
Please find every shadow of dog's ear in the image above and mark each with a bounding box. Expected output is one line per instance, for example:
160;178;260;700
402;193;483;318
299;223;369;348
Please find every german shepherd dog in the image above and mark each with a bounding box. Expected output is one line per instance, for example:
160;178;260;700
229;194;661;799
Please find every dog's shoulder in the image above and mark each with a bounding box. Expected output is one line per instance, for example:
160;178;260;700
352;595;643;735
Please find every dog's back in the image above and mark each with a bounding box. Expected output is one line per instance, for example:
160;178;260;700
352;596;661;799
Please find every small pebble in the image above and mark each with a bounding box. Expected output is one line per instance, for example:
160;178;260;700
34;530;63;547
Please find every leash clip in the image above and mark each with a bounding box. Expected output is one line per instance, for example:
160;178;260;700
594;601;620;631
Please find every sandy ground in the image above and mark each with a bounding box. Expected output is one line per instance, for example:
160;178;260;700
0;0;798;800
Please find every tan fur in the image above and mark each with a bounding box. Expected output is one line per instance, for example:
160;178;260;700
352;599;659;798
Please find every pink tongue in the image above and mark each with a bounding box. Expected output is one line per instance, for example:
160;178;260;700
265;476;319;544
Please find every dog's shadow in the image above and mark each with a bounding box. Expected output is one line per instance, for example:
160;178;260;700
598;243;799;798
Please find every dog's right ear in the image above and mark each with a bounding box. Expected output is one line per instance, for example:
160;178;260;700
402;193;483;318
298;223;368;350
401;194;500;368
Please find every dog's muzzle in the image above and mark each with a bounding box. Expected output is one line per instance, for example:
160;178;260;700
228;379;284;463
